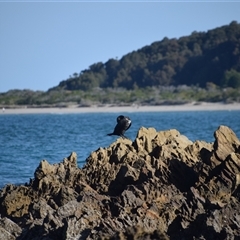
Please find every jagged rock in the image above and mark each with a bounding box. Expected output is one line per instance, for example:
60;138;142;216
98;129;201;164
0;217;22;240
0;125;239;239
212;125;240;166
104;225;169;240
0;185;32;218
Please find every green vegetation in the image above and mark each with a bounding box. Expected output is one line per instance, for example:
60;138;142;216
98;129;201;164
1;21;240;107
0;86;239;107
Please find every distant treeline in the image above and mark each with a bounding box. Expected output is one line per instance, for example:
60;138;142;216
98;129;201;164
1;21;240;106
1;85;239;107
50;21;240;91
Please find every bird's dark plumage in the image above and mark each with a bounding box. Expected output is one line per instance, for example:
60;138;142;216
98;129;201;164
107;115;131;138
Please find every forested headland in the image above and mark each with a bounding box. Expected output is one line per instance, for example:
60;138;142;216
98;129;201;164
1;21;240;107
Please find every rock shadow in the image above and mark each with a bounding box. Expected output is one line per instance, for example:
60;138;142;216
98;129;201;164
168;159;198;192
108;165;135;196
168;214;227;240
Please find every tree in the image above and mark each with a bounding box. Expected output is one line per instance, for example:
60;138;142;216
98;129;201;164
221;69;240;88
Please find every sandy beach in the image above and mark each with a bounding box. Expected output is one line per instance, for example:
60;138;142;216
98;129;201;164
1;102;240;114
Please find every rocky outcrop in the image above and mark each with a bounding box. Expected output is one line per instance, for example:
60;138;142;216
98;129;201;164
0;125;240;239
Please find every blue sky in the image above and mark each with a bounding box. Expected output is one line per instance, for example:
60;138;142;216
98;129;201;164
1;1;240;92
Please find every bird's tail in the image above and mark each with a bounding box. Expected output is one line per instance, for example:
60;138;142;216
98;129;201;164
107;133;114;136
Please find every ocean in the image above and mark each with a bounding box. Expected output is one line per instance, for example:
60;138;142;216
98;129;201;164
0;110;240;188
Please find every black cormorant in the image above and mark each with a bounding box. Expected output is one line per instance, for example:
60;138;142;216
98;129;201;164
107;115;131;138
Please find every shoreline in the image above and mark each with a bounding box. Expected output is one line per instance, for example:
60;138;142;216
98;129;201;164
1;102;240;114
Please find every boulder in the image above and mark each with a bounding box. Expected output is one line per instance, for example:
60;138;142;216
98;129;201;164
0;125;239;239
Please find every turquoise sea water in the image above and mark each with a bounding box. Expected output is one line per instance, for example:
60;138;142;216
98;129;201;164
0;111;239;188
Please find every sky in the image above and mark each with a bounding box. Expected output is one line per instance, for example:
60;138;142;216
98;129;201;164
1;1;240;93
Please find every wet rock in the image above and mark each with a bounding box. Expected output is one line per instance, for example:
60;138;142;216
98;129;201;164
0;125;239;239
